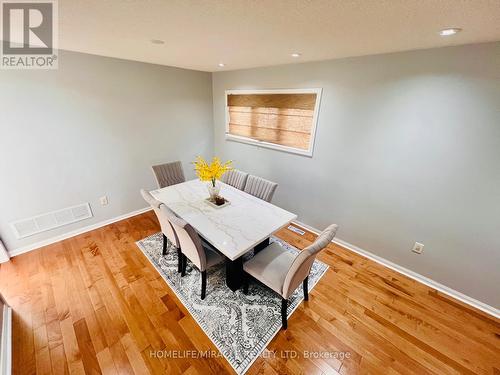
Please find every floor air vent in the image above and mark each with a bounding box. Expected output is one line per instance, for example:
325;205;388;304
287;225;306;236
10;203;93;239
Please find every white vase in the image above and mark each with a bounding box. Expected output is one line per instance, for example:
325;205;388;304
207;181;220;200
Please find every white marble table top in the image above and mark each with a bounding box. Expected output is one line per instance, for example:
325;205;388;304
151;179;297;260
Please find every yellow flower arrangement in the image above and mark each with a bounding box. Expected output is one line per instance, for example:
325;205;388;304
193;156;233;187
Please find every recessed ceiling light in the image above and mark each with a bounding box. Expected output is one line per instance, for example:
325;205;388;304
291;53;301;58
218;63;225;67
439;28;462;36
150;39;165;44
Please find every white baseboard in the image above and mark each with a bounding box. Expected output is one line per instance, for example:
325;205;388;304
293;220;500;319
0;303;12;375
0;240;9;263
7;207;153;258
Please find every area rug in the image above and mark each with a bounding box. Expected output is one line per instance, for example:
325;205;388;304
136;233;328;374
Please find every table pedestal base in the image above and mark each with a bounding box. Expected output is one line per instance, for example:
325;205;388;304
254;237;270;254
225;257;243;292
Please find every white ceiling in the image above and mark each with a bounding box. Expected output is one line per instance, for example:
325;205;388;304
58;0;500;72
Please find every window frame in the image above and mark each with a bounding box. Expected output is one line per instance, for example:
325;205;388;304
224;88;322;157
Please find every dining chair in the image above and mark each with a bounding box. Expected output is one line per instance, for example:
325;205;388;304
151;161;186;188
221;169;249;190
243;175;278;202
140;189;183;272
242;224;338;329
162;206;223;300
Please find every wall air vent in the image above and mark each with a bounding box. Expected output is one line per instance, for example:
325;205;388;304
10;203;93;239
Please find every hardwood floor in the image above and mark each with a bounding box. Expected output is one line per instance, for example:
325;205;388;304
1;211;498;374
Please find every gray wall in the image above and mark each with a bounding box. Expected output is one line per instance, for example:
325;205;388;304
0;50;213;252
1;43;498;309
212;42;500;308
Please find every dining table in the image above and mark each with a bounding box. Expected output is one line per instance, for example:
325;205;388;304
151;179;297;291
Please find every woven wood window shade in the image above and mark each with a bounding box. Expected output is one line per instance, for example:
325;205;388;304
227;93;318;151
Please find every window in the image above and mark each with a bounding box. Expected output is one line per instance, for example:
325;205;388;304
225;88;322;157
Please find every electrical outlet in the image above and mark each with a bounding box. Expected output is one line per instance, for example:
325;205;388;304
100;196;109;206
412;242;424;254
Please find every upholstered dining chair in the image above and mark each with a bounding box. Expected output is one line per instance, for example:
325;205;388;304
221;169;249;190
151;161;186;188
243;175;278;202
162;206;223;300
243;224;338;329
140;189;182;272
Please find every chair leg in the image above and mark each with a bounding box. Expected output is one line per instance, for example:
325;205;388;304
201;271;207;300
162;234;168;255
281;298;288;330
181;254;187;277
303;276;309;301
177;248;182;273
242;273;249;295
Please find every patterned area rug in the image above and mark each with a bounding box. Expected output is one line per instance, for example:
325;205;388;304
136;233;328;374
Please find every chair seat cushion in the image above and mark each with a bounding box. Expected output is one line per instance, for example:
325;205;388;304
243;242;295;296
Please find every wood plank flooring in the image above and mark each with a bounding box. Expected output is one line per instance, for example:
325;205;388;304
0;211;498;374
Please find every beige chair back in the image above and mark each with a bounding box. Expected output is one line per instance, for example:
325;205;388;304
161;206;207;271
282;224;338;298
140;189;178;247
221;169;248;190
243;175;278;202
152;161;185;188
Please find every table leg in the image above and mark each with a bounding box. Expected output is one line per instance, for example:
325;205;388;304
225;257;243;292
254;237;270;255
